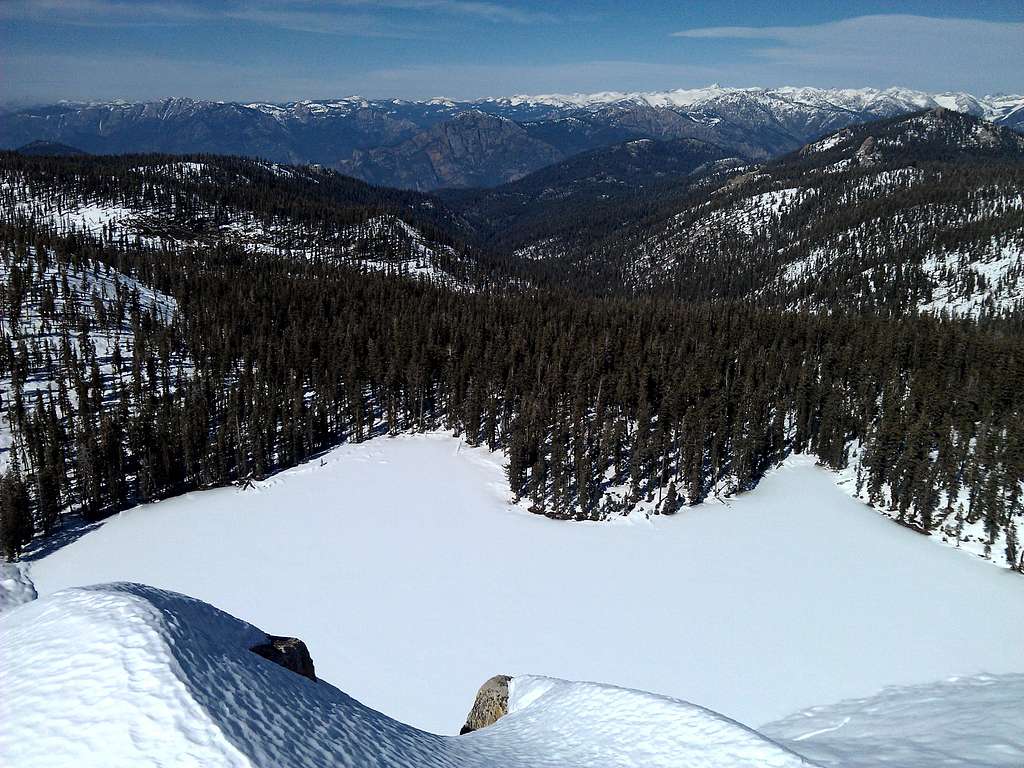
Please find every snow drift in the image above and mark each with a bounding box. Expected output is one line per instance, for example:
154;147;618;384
762;673;1024;768
0;583;815;768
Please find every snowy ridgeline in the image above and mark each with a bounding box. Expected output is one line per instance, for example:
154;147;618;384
0;245;184;472
0;169;459;285
497;86;1024;123
1;581;1020;768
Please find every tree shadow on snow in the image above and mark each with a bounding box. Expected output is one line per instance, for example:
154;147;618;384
22;516;103;562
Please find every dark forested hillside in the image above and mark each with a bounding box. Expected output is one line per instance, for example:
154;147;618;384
15;140;88;157
0;127;1022;570
0;151;518;287
439;137;743;254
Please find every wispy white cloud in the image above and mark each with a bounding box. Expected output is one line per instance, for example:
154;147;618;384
671;15;1024;94
320;0;557;24
0;50;724;104
2;10;1018;102
0;0;554;34
0;0;211;26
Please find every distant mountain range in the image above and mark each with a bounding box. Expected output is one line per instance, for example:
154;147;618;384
5;106;1022;318
3;86;1022;191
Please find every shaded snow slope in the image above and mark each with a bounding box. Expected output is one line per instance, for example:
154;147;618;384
763;673;1024;768
29;434;1024;735
0;583;815;768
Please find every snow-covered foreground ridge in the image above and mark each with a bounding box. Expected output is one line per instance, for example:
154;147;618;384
0;583;816;768
2;583;1022;768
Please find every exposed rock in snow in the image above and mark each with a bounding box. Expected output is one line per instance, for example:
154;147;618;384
250;635;317;681
0;561;36;615
460;674;511;734
854;136;880;165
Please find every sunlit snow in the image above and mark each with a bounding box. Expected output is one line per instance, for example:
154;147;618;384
26;433;1024;736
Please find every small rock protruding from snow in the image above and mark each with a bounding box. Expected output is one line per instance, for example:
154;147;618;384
0;562;36;615
250;635;317;681
460;674;511;734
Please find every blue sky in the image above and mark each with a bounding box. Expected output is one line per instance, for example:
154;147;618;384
1;1;1022;103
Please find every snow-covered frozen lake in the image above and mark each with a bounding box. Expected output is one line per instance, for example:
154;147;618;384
29;433;1024;734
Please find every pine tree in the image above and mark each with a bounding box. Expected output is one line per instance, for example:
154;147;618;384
0;470;33;560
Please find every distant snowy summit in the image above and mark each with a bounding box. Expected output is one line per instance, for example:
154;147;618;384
35;84;1024;120
490;85;1024;123
233;85;1024;128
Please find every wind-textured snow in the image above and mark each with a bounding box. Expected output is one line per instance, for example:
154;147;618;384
26;433;1024;736
762;673;1024;768
0;582;815;768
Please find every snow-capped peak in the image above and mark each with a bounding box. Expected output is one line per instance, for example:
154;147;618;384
494;85;1023;119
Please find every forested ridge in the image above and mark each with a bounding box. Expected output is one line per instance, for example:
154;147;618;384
1;215;1021;568
530;111;1024;316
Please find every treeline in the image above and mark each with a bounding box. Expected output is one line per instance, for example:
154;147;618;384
1;221;1021;569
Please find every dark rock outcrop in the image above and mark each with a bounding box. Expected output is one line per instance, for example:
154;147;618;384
460;674;511;734
250;635;316;681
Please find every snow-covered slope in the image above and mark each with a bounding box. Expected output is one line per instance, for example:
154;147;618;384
0;582;816;768
763;673;1024;768
617;108;1024;316
26;433;1024;736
